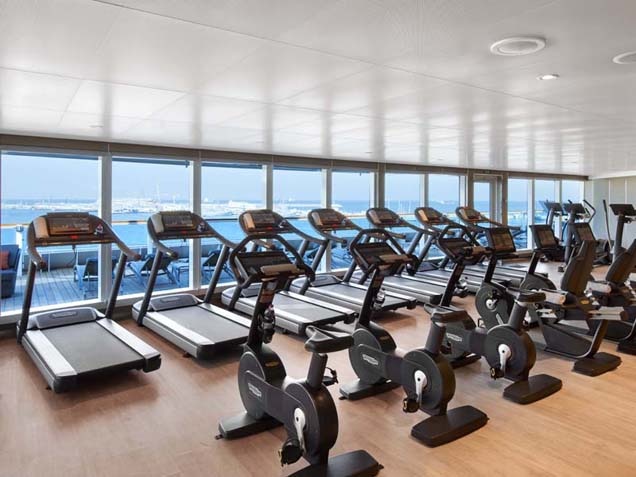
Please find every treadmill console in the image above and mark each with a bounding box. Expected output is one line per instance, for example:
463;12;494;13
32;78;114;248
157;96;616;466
46;214;92;236
457;207;482;223
483;227;517;255
161;212;195;231
542;201;564;213
610;203;636;217
531;225;560;250
32;213;115;244
416;207;444;224
572;222;596;242
367;208;400;226
150;211;214;239
240;210;288;233
309;209;351;231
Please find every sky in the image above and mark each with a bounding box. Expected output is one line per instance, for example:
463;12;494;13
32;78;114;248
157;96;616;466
1;153;581;204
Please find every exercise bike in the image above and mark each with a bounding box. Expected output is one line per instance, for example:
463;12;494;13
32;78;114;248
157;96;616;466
428;224;562;403
475;226;555;328
340;228;489;447
217;233;382;477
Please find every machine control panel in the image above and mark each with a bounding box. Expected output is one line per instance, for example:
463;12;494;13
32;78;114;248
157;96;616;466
531;225;560;250
367;208;400;226
484;227;517;255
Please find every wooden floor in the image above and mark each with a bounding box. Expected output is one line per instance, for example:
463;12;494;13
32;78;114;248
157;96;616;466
2;262;636;477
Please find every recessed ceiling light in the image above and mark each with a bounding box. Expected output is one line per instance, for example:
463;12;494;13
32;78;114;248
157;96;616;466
537;73;559;80
89;124;104;128
613;51;636;64
490;36;546;56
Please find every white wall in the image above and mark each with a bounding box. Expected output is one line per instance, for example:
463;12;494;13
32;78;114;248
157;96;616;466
585;177;636;247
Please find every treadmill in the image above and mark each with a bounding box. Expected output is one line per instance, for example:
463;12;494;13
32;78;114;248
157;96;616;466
216;209;357;335
454;206;540;285
289;208;418;309
17;213;161;393
360;207;467;301
132;211;252;358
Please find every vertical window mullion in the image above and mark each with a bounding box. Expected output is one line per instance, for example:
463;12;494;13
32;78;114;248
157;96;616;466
190;159;201;291
98;153;112;304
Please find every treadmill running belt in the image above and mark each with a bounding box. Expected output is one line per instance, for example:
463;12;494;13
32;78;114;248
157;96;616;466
42;322;143;374
272;293;341;319
154;306;247;343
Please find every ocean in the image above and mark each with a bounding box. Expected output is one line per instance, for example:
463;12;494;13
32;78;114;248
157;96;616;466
1;199;537;248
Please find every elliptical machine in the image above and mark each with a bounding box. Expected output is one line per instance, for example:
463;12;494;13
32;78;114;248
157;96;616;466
217;233;382;477
427;223;562;403
340;227;489;447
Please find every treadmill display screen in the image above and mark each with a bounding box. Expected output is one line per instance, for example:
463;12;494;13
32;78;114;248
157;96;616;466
47;215;92;236
417;207;442;223
162;213;195;230
242;211;279;232
574;223;596;241
486;228;516;254
368;209;398;225
313;210;345;229
534;226;558;248
610;204;636;216
459;207;481;222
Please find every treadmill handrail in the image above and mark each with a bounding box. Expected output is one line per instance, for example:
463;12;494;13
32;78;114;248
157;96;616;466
19;213;136;343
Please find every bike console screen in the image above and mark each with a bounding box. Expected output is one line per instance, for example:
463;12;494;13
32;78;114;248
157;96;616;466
484;227;516;254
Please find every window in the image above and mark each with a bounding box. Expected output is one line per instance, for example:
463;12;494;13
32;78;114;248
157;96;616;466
507;178;531;249
332;170;374;268
428;174;462;220
534;179;558;230
427;174;463;257
561;180;583;203
385;173;422;220
112;157;191;294
202;162;264;284
1;152;98;313
273;166;324;265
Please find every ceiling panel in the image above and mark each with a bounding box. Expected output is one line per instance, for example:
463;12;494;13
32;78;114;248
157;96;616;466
102;0;337;39
1;0;636;176
198;42;368;102
0;0;119;77
67;81;185;118
0;68;80;110
85;8;263;91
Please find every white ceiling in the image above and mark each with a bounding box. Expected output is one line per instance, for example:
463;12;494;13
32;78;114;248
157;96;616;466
1;0;636;177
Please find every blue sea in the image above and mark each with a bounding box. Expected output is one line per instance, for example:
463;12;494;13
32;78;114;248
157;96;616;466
1;199;540;249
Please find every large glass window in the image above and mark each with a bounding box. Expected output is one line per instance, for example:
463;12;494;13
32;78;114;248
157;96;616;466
428;174;462;220
561;180;583;203
202;162;264;284
332;170;374;269
1;153;98;313
112;158;191;294
273;166;324;266
534;179;558;230
385;173;422;220
427;174;463;258
507;178;531;249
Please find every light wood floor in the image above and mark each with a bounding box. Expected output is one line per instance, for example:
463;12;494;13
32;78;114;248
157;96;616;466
2;262;636;477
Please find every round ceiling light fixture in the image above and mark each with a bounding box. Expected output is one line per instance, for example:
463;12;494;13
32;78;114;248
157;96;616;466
613;51;636;64
537;73;560;80
490;36;546;56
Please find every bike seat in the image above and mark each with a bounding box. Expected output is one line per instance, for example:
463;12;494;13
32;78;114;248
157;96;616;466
507;287;546;304
429;307;468;324
304;326;354;354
